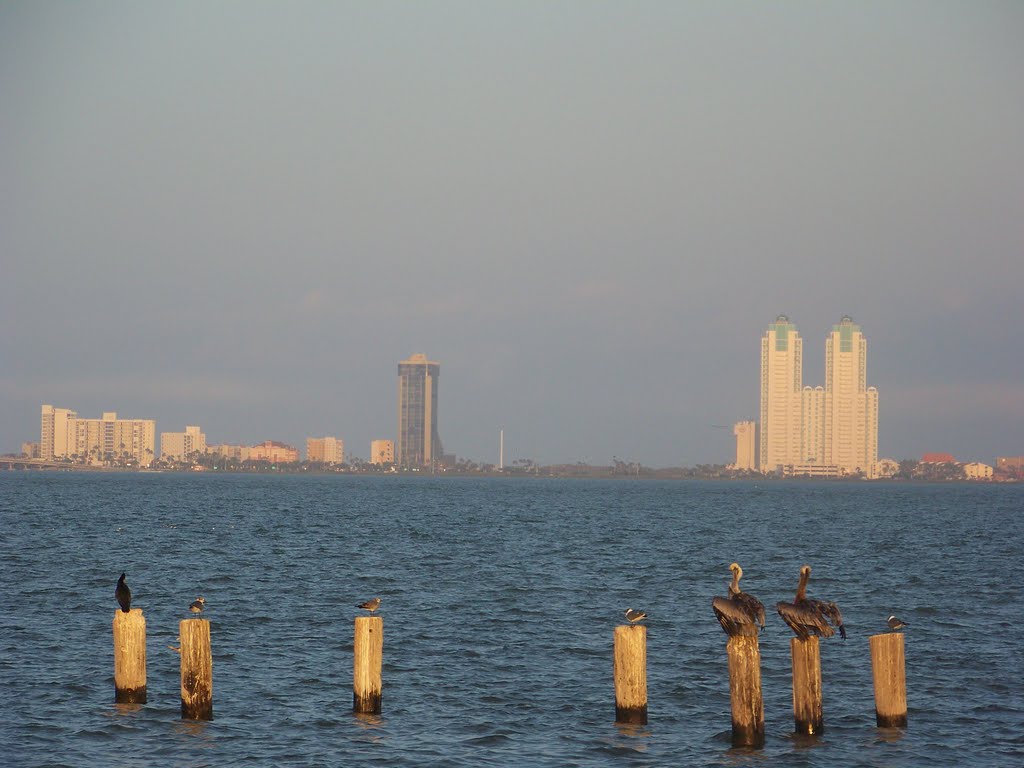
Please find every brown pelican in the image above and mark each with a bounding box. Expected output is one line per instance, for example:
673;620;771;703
115;573;131;613
357;597;381;613
887;615;908;631
624;608;648;624
711;562;766;637
776;565;846;640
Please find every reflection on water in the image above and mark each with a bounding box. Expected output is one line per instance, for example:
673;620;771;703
172;718;217;750
786;731;827;751
723;743;770;766
353;712;387;744
873;726;906;745
110;702;144;718
605;721;651;754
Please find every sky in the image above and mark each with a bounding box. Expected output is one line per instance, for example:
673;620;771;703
2;1;1022;467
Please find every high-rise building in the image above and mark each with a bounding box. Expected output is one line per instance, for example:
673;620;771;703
759;316;803;473
161;426;207;462
307;436;344;464
396;353;442;468
824;316;879;477
732;421;757;471
40;404;77;461
42;406;156;466
800;385;825;463
370;439;394;465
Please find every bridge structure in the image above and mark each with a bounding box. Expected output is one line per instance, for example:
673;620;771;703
1;457;107;471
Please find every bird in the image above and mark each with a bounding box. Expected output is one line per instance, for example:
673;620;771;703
115;572;132;613
887;615;908;631
189;596;206;614
357;597;381;613
624;608;648;624
711;562;766;637
776;565;846;640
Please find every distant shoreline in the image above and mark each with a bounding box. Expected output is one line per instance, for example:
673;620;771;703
0;460;1017;483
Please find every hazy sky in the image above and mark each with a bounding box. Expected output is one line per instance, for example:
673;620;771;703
2;2;1022;466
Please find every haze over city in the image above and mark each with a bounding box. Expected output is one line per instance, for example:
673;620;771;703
2;2;1022;467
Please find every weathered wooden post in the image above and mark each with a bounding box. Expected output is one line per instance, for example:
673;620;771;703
353;616;383;714
180;618;213;720
870;633;907;727
613;624;647;724
726;635;764;747
112;608;146;703
790;636;823;735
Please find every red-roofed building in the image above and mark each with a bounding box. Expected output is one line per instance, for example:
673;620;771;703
920;452;956;464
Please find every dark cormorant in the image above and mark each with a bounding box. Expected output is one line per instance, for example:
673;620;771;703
711;562;766;637
115;572;131;613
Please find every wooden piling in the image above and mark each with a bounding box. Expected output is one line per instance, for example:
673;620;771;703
870;633;907;727
613;624;647;724
790;636;823;735
353;616;383;714
726;635;764;747
180;619;213;720
112;609;146;703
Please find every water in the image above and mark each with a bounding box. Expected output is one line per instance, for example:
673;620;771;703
1;474;1022;767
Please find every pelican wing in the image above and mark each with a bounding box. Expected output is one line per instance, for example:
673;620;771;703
776;600;835;639
815;600;846;640
734;592;766;632
712;596;760;637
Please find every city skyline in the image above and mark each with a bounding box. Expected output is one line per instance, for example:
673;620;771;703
22;310;1006;468
2;4;1022;466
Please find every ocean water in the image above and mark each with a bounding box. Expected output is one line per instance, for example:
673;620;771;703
1;473;1022;767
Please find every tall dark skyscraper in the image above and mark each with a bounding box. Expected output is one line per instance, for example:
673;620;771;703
396;353;442;468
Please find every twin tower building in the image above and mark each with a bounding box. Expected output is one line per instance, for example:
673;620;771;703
735;315;879;478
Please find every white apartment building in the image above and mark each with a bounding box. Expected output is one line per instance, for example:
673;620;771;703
370;439;394;465
42;405;156;466
824;317;879;478
40;405;77;461
964;462;993;480
732;421;757;471
800;386;825;463
161;426;207;462
760;316;803;473
307;436;344;464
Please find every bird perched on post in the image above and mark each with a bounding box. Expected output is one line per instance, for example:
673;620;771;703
357;597;381;613
776;565;846;640
711;562;766;637
189;596;206;615
887;615;908;631
624;608;648;624
115;573;132;613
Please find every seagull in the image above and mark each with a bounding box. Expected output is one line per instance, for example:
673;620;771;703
887;615;908;631
189;596;206;614
624;608;648;624
115;572;132;613
357;597;381;613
